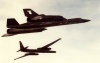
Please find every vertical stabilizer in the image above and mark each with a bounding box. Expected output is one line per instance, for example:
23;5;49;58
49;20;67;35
19;41;25;50
17;41;25;52
7;18;19;28
23;9;38;18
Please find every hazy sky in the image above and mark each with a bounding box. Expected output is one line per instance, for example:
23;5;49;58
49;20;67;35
0;0;100;63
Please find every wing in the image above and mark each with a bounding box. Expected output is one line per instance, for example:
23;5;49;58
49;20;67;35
14;52;38;60
2;34;15;37
41;38;61;48
14;54;29;60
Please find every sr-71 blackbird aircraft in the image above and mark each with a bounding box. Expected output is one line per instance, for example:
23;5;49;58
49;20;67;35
14;38;61;60
2;9;90;37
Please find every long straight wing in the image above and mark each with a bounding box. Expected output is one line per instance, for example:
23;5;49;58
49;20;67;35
14;54;29;60
41;38;61;48
14;53;38;60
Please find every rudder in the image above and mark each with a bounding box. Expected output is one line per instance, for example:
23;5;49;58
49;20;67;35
19;41;25;50
17;41;25;52
7;18;19;28
23;8;38;18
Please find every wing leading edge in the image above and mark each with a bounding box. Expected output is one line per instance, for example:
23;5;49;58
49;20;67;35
41;38;61;48
14;52;38;60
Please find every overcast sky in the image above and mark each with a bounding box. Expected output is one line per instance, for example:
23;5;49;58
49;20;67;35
0;0;100;63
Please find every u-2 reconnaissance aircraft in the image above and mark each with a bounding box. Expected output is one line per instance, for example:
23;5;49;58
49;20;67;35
2;9;90;37
14;38;61;60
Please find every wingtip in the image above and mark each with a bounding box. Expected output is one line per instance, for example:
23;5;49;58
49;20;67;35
58;38;61;40
19;41;21;42
1;34;14;37
1;34;9;37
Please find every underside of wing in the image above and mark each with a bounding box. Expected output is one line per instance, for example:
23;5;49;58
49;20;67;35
2;28;47;37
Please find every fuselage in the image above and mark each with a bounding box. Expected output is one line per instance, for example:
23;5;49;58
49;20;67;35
8;17;90;29
3;15;90;37
21;48;56;53
28;15;65;22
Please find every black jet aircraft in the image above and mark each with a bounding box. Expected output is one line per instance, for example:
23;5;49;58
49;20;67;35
14;38;61;60
2;8;90;37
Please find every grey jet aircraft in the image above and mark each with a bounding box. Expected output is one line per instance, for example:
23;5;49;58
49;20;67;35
2;9;90;37
14;38;61;60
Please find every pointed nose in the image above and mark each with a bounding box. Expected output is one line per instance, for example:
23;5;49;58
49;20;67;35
43;28;47;30
84;19;90;22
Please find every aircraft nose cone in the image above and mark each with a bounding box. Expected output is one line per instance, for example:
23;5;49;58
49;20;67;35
84;19;90;22
43;28;47;30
